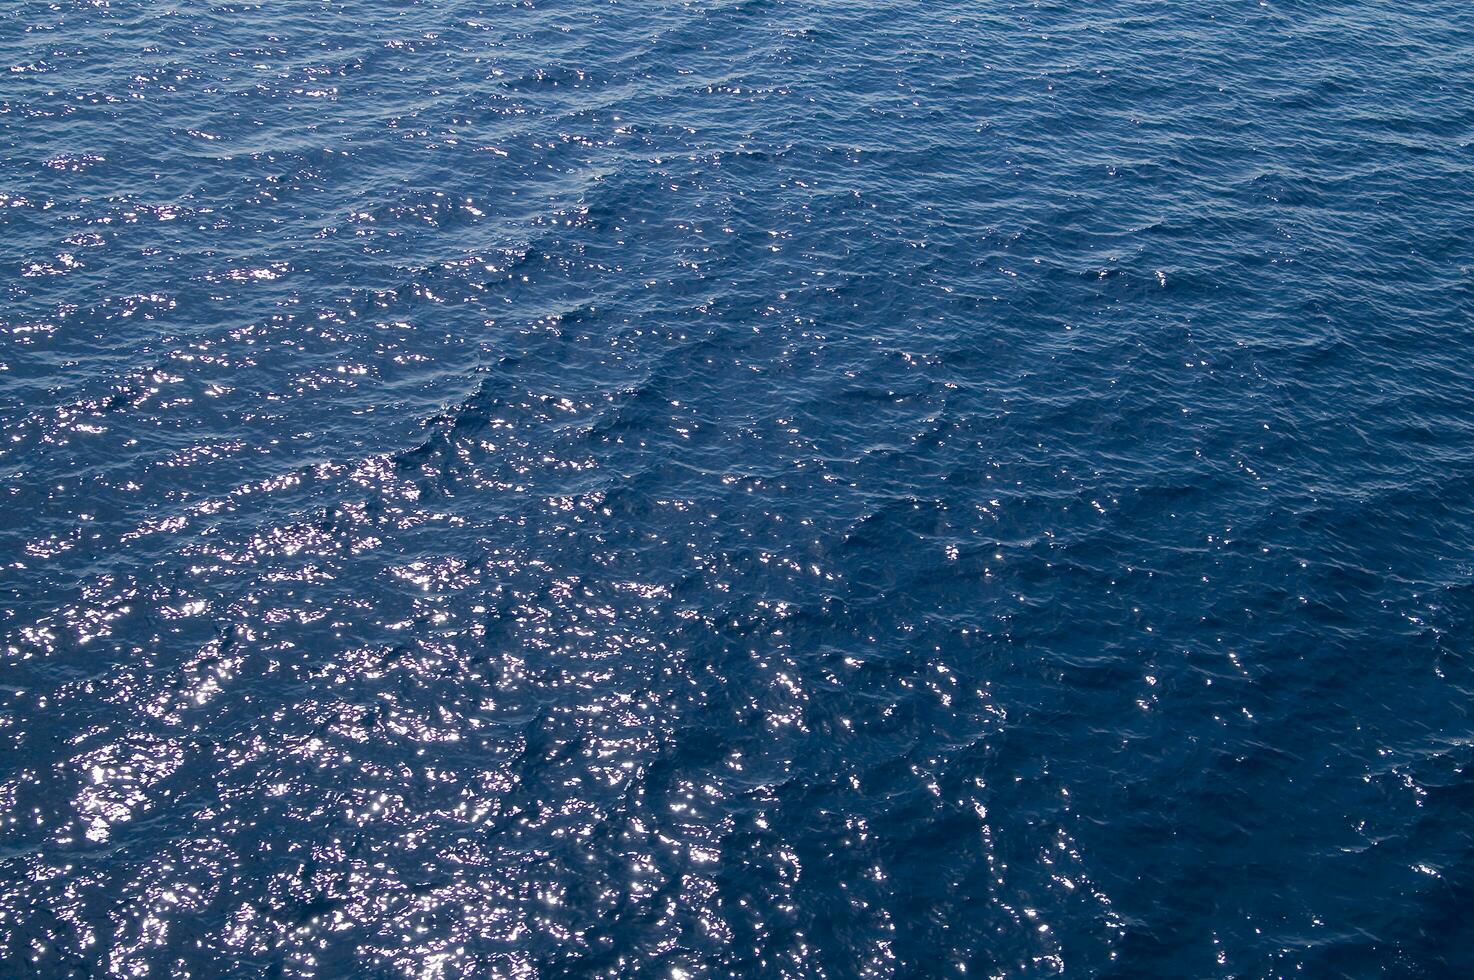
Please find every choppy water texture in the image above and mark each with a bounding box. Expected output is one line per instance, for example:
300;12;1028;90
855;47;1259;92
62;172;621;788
3;0;1474;976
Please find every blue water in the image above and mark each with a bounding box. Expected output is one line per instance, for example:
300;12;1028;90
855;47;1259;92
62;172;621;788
3;0;1474;975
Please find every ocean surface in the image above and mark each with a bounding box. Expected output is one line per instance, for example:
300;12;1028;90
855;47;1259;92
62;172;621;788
3;1;1474;976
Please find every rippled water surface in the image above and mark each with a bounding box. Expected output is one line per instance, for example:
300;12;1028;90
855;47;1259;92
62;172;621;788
3;0;1474;975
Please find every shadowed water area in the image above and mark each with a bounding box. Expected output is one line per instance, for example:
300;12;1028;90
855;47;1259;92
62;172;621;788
3;0;1474;976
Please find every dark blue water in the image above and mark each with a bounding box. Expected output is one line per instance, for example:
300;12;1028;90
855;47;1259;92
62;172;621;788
3;1;1474;975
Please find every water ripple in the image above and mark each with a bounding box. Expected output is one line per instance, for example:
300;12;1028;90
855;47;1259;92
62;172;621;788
3;0;1474;976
